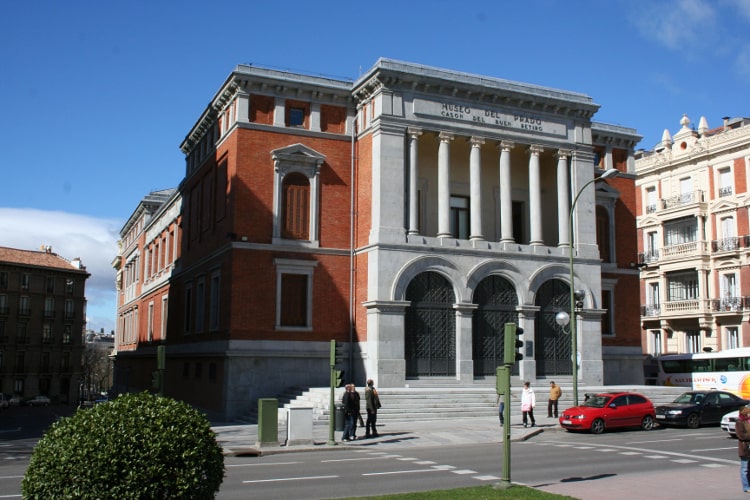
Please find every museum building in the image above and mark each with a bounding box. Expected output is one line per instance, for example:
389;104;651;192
114;59;642;420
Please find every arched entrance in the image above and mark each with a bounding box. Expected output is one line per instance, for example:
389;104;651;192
405;271;456;377
472;275;519;376
535;279;572;376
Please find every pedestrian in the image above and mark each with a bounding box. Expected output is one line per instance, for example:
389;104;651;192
352;384;363;439
341;384;358;441
521;381;536;428
548;381;562;418
497;393;505;426
736;406;750;493
365;379;381;438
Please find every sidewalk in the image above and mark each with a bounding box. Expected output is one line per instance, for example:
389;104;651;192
212;415;747;500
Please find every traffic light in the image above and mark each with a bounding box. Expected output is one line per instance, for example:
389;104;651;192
330;339;346;367
334;369;345;388
495;366;509;395
504;322;524;364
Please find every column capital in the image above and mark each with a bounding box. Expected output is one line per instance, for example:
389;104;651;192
438;131;454;142
469;136;485;148
557;149;572;159
407;127;423;139
529;144;544;155
498;140;515;152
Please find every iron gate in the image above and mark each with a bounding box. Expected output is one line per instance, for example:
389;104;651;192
535;279;572;376
405;272;456;377
472;275;519;376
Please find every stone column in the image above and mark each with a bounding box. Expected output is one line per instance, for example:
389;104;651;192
528;145;544;246
469;137;485;241
557;150;571;247
309;102;321;132
408;128;423;235
455;303;478;382
499;141;514;243
438;132;454;238
273;97;286;127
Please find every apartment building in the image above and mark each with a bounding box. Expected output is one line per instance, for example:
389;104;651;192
112;188;181;393
0;246;89;402
114;59;642;420
636;115;750;355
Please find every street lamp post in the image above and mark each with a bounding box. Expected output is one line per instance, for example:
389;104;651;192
555;167;619;407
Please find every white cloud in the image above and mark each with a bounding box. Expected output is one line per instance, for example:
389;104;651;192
735;43;750;79
0;208;121;333
631;0;718;51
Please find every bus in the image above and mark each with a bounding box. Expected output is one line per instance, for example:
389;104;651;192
656;347;750;399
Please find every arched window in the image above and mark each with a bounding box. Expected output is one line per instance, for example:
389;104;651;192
282;173;310;240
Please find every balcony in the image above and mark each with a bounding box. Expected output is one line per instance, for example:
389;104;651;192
710;296;750;313
638;249;660;265
64;311;75;320
641;304;661;317
17;307;31;317
719;186;733;197
43;309;56;319
661;240;708;261
661;190;704;210
0;306;8;315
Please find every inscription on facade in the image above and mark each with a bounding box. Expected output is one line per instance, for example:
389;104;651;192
414;98;567;136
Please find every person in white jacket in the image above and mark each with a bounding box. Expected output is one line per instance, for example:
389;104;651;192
521;381;536;427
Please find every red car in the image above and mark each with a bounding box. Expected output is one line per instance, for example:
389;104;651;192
559;391;656;434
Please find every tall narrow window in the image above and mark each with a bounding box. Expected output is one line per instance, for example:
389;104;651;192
275;259;317;330
601;289;613;335
46;277;54;293
161;296;168;340
645;186;657;213
0;272;7;289
282;173;310;240
680;177;692;204
280;274;308;327
449;196;470;239
727;326;740;349
0;295;7;315
196;279;205;333
209;272;220;331
147;302;154;343
596;206;611;262
512;201;526;244
686;331;701;353
21;274;29;290
184;285;193;334
719;168;733;197
651;330;662;356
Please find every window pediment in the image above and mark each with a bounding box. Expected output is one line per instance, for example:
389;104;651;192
272;143;326;167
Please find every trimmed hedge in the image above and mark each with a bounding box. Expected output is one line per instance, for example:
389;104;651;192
22;392;225;499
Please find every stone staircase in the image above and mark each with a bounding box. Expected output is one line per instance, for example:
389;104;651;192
237;378;686;426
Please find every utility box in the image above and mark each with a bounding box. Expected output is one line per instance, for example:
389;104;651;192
256;398;279;448
286;407;313;446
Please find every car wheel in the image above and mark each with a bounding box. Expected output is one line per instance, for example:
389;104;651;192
591;418;605;434
686;413;700;429
641;415;655;431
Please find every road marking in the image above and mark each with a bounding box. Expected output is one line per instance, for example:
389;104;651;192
397;457;418;461
691;447;736;452
414;461;436;465
227;461;300;467
451;469;477;475
242;475;338;483
595;448;617;452
431;465;456;470
644;455;668;459
474;475;501;481
671;459;698;463
627;438;682;444
363;469;442;476
540;439;738;465
321;457;393;462
701;463;727;468
619;452;641;455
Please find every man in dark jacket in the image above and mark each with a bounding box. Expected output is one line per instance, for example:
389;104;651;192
342;384;359;441
365;379;381;438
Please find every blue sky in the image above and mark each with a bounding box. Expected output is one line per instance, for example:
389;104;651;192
1;0;748;333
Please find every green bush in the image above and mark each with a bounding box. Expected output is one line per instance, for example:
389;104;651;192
22;392;225;499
